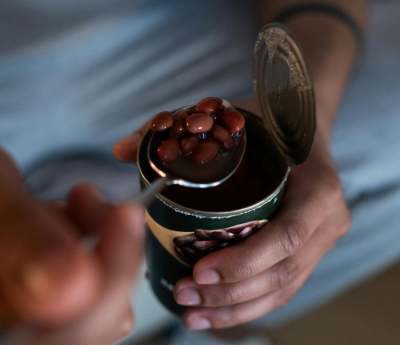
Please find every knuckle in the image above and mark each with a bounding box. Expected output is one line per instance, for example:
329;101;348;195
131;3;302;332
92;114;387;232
279;220;307;255
223;286;245;305
202;288;227;306
237;263;256;279
314;170;343;203
271;261;298;290
323;175;345;204
228;261;259;282
323;173;341;193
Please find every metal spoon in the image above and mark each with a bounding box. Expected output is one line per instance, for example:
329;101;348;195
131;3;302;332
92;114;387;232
135;129;247;207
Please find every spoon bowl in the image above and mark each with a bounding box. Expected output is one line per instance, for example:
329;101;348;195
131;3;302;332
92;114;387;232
135;126;247;206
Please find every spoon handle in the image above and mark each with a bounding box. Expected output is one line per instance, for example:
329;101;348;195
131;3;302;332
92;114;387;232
134;177;170;207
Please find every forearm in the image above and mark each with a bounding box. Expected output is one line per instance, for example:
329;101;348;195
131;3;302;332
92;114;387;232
259;0;368;143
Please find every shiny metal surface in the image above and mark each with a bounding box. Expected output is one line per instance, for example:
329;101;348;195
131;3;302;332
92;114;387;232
254;24;316;165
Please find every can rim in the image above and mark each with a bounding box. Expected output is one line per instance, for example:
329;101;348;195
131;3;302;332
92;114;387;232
137;129;290;219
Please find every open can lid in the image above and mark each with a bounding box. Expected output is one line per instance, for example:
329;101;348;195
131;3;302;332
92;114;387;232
253;24;316;165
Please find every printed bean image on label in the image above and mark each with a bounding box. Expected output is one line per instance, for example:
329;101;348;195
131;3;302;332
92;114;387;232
145;212;267;266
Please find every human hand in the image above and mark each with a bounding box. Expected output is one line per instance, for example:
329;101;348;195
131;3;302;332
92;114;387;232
0;150;144;345
172;133;351;329
113;110;351;330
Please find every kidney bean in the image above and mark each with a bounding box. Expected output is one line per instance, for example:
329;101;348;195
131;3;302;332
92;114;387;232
237;226;253;238
196;97;223;115
151;111;174;132
226;227;243;235
212;124;234;149
192;140;220;165
180;136;199;156
175;110;189;118
175;246;193;263
174;221;265;264
171;120;185;137
186;113;214;134
193;240;219;251
171;112;187;137
174;234;196;246
179;246;203;261
195;229;234;241
185;106;197;115
226;221;258;235
156;138;180;163
220;109;245;134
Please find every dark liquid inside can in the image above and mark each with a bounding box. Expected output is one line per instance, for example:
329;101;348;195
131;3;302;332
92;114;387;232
144;112;287;212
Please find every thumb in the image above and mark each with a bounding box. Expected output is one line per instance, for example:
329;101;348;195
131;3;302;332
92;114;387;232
0;150;101;327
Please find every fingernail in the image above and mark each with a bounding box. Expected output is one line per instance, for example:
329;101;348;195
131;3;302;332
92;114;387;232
195;269;220;285
187;316;211;330
176;288;201;306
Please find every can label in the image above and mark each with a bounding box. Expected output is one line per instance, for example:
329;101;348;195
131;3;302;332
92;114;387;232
146;211;268;266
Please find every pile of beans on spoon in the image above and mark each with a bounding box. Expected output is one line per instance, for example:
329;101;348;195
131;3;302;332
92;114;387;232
150;97;245;165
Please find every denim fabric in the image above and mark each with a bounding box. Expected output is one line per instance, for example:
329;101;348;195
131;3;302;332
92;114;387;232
2;0;399;340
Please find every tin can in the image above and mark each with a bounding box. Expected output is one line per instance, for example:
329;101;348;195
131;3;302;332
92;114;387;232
137;24;316;315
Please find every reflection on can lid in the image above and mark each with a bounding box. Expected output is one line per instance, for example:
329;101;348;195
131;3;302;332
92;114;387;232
253;23;316;165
